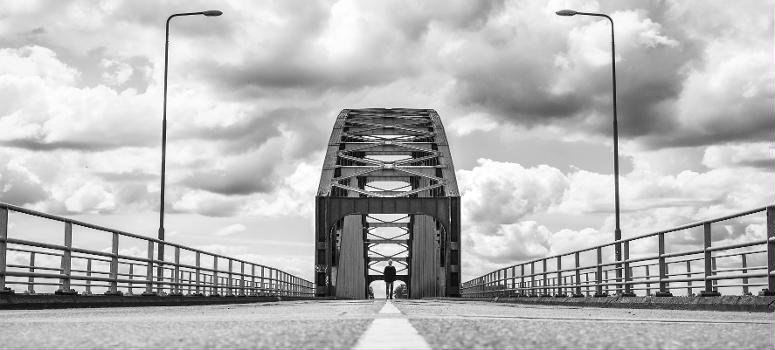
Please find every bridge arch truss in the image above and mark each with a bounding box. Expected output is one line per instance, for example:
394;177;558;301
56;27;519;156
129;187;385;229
315;108;461;298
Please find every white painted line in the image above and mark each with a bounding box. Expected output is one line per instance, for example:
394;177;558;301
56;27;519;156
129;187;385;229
378;300;402;314
353;301;432;350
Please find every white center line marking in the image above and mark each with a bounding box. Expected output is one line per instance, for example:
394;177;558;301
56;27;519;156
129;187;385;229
353;300;432;350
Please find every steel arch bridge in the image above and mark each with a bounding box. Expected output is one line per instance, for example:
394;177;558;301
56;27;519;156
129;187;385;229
315;108;461;298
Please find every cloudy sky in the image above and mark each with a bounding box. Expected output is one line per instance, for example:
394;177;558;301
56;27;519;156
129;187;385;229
0;0;772;281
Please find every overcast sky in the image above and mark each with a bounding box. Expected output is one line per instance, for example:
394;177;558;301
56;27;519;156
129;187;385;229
0;0;772;281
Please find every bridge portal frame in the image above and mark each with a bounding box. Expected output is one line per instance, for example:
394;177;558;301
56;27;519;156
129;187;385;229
314;108;461;298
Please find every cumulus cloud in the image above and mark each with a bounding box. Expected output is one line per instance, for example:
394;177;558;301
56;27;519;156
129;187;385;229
458;159;567;227
458;157;773;278
0;0;770;282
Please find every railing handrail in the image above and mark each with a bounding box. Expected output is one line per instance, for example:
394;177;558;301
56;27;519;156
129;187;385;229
462;204;773;287
0;202;307;281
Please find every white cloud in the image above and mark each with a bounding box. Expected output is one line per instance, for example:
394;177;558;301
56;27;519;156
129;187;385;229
213;223;247;237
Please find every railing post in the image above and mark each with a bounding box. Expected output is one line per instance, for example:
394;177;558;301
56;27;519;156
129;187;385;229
529;262;535;297
656;232;672;297
741;253;750;295
226;259;233;296
510;266;516;297
520;264;525;297
143;240;155;296
765;206;775;295
541;259;548;297
56;221;76;295
171;246;181;296
85;258;93;295
27;252;35;294
250;264;256;296
584;272;590;296
573;252;582;297
240;261;246;296
260;266;265;296
212;256;219;296
0;207;8;293
700;222;720;297
555;256;565;297
594;247;606;297
106;232;120;295
194;252;202;296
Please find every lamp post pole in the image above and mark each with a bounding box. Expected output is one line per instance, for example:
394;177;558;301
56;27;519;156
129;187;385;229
158;10;222;294
556;9;624;295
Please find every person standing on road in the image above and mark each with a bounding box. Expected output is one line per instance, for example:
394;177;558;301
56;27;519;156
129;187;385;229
383;260;397;299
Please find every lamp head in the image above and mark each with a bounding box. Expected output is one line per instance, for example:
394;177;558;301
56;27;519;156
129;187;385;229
556;9;578;16
202;10;223;16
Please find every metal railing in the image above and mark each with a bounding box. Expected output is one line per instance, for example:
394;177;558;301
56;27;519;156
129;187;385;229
0;203;314;297
461;206;775;298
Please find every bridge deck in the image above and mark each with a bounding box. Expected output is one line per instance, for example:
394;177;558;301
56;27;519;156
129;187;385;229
0;299;770;349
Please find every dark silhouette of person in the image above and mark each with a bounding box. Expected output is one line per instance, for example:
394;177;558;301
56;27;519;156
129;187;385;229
383;260;397;299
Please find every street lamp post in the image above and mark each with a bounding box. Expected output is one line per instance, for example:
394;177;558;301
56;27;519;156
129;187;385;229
157;10;222;295
556;9;629;296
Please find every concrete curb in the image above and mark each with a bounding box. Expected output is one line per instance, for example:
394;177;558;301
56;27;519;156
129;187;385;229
442;296;775;312
0;294;318;310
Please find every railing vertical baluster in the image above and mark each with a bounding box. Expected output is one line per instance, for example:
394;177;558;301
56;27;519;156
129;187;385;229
686;260;693;296
594;247;604;297
701;222;719;297
85;258;92;295
188;271;192;295
623;241;634;296
767;206;775;295
128;263;134;295
604;270;609;295
172;246;180;295
741;254;749;295
27;251;35;294
195;252;201;296
107;232;119;295
144;240;154;295
645;265;651;296
56;221;75;295
656;232;672;296
711;257;718;293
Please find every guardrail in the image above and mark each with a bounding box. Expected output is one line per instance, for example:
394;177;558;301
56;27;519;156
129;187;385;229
0;203;314;297
461;206;775;298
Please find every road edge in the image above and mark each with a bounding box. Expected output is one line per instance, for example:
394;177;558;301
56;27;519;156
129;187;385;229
439;295;775;312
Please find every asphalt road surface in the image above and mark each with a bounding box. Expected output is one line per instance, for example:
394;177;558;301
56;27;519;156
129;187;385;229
0;299;771;349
